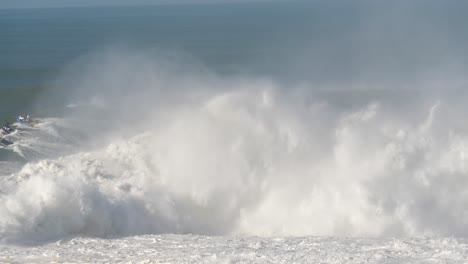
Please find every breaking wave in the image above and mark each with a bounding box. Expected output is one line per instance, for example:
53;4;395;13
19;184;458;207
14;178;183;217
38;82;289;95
2;52;468;244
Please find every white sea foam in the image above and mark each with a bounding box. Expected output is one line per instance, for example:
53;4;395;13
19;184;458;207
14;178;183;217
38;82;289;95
1;235;467;263
2;79;468;244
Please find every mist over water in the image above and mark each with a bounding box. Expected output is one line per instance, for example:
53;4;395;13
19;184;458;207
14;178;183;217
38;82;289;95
1;50;468;244
2;1;468;245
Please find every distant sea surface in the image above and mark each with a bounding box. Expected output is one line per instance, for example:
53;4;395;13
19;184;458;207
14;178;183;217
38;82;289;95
0;2;321;118
0;2;315;87
2;1;468;117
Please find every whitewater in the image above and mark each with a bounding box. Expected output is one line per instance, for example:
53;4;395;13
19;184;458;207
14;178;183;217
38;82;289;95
0;51;468;262
3;1;468;262
1;236;467;263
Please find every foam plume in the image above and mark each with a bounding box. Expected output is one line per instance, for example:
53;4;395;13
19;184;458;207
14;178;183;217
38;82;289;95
2;51;468;244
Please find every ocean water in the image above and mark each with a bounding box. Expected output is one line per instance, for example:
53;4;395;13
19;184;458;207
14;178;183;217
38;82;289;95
2;1;468;262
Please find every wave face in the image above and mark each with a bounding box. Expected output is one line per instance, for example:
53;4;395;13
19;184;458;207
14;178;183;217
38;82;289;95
2;51;468;244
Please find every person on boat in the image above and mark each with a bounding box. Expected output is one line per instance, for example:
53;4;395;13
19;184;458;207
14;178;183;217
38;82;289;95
1;122;13;134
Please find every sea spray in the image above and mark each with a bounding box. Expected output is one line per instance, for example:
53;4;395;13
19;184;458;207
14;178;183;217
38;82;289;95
2;79;468;244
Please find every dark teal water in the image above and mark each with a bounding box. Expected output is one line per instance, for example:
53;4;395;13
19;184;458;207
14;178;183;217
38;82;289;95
1;1;468;118
0;2;314;118
0;2;310;89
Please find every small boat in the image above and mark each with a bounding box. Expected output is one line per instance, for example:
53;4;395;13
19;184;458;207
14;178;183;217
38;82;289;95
1;125;14;135
16;115;39;127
